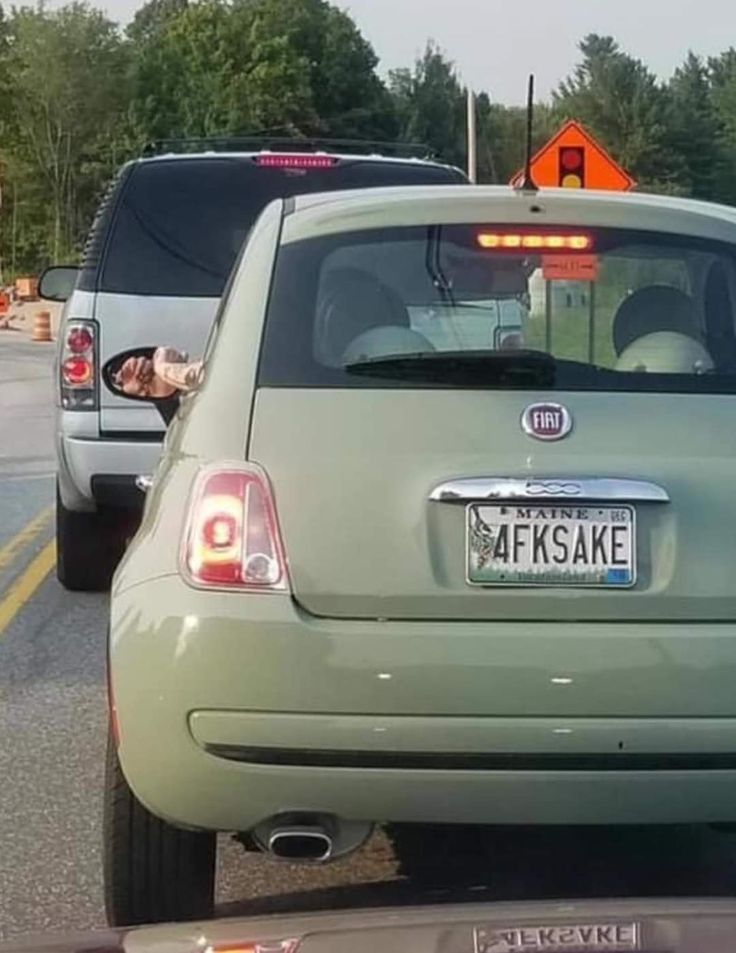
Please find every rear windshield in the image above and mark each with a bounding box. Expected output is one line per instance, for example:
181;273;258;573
257;224;736;394
99;158;464;297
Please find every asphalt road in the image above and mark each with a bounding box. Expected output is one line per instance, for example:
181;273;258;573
3;333;736;940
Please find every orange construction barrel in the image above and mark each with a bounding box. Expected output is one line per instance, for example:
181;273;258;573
32;310;52;343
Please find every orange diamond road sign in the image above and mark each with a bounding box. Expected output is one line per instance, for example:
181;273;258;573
510;120;636;192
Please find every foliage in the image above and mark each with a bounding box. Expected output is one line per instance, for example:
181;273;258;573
0;2;130;273
4;10;736;279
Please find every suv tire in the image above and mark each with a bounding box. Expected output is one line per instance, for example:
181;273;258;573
56;483;129;591
103;729;216;926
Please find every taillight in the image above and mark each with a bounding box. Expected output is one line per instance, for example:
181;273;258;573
206;940;299;953
254;153;338;169
62;356;93;385
60;320;97;410
183;465;289;591
67;326;94;353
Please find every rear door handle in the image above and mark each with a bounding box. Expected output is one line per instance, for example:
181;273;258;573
136;474;153;494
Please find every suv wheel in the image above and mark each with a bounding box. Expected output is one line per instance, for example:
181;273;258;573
56;483;130;591
103;729;216;926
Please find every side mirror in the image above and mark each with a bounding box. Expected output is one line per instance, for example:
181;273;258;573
39;265;79;303
103;347;181;426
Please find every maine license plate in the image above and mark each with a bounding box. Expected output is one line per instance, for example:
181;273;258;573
467;503;635;587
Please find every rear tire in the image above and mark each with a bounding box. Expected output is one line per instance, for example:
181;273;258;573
103;729;216;926
56;482;131;591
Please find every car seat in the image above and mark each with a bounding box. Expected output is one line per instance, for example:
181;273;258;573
616;330;714;374
612;285;702;356
315;267;433;365
704;261;736;371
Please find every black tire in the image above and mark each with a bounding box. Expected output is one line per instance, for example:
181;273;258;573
103;730;216;926
56;482;131;591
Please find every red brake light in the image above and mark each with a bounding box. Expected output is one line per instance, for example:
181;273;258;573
254;154;338;169
183;466;289;591
62;356;93;385
206;941;300;953
477;232;593;251
60;320;97;409
67;326;93;353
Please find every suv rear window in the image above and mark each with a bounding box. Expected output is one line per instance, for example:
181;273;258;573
99;158;465;297
257;224;736;394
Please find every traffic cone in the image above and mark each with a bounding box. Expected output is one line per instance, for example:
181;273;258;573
32;310;52;343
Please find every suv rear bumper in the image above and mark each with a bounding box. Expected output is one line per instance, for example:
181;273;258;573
111;574;736;833
57;431;163;511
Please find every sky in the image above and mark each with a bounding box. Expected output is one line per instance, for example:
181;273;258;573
68;0;736;104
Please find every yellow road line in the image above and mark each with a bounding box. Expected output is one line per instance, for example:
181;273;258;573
0;540;56;637
0;505;53;573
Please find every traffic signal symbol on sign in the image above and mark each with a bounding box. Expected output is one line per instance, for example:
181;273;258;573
558;146;585;188
510;120;635;192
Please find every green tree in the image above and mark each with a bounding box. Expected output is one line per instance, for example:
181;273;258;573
243;0;396;139
475;97;557;184
127;0;188;42
389;42;465;166
0;2;129;267
708;48;736;203
554;34;684;193
129;0;396;143
667;52;722;200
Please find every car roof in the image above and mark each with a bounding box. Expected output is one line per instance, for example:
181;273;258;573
282;185;736;246
134;151;457;171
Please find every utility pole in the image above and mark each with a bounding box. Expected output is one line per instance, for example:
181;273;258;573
467;88;477;183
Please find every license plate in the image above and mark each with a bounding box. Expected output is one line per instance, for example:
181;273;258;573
474;921;640;953
467;503;635;587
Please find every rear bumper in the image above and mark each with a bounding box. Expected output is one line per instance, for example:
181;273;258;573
110;574;736;832
57;431;163;509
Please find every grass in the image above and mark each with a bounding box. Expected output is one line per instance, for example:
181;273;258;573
525;290;624;368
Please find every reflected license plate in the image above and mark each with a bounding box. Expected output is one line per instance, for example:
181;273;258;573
467;503;635;587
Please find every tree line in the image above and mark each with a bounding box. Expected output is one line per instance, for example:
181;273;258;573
1;0;735;277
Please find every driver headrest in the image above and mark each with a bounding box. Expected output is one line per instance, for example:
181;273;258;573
316;268;410;366
613;285;699;356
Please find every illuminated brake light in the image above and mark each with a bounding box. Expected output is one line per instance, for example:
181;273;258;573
60;320;97;410
477;232;593;251
254;154;338;169
206;940;300;953
183;465;289;591
62;356;93;385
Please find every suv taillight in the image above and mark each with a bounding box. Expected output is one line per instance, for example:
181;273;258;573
182;465;289;591
60;320;97;410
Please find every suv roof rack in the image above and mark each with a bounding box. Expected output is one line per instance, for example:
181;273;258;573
141;136;435;160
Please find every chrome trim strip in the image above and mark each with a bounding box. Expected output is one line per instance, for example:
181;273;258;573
430;477;670;504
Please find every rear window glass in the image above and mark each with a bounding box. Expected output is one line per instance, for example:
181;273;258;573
99;158;464;297
257;224;736;394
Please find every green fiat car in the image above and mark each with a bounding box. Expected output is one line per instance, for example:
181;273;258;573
106;183;736;925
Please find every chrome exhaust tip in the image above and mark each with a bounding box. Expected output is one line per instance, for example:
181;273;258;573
252;814;373;864
268;826;333;862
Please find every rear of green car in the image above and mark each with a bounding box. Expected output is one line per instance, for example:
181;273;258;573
109;186;736;924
